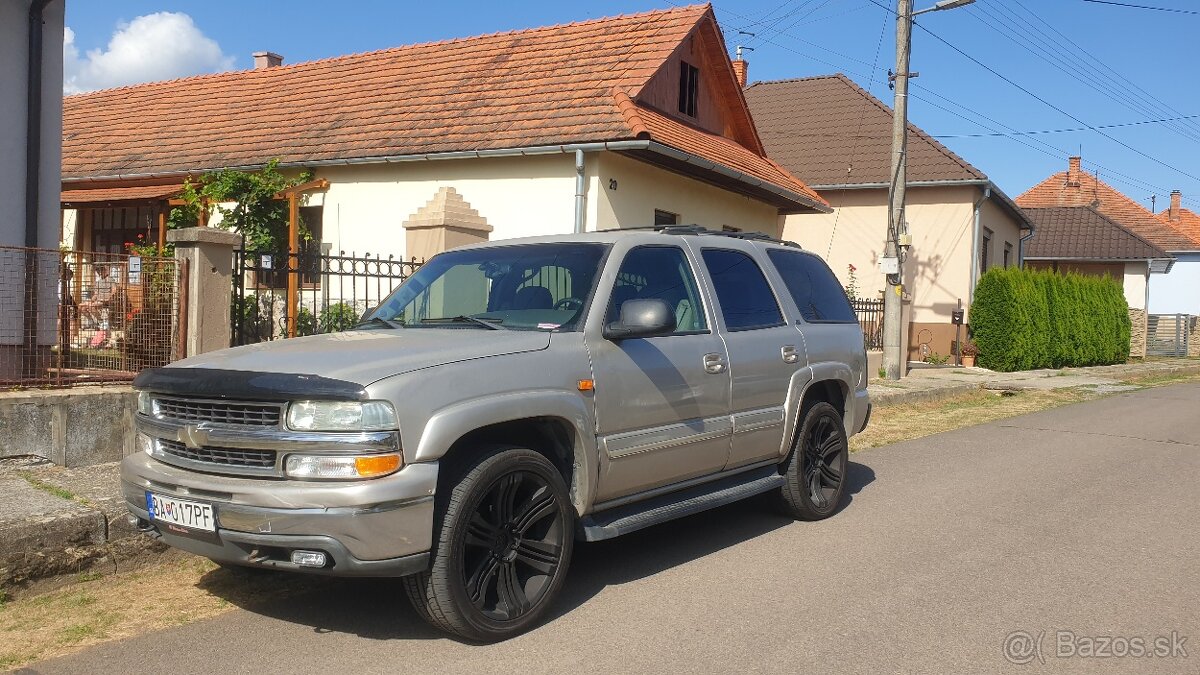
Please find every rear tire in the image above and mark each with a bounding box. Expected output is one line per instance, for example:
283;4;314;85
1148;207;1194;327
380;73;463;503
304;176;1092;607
403;447;574;642
773;401;848;520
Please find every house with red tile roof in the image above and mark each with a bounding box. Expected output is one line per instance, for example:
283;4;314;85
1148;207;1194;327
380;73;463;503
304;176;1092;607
745;73;1032;364
1018;157;1200;317
58;5;827;262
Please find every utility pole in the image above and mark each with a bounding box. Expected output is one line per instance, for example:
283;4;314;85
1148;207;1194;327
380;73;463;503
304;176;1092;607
880;0;973;381
881;0;913;381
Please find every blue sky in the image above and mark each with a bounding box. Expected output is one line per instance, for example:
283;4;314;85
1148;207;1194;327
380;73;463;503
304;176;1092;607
64;0;1200;211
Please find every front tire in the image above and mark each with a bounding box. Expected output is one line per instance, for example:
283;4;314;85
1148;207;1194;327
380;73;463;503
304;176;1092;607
773;401;848;520
403;447;574;642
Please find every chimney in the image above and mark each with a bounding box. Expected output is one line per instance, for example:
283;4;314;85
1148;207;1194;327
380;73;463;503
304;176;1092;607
1169;190;1182;221
1067;156;1081;186
732;59;748;88
253;51;283;69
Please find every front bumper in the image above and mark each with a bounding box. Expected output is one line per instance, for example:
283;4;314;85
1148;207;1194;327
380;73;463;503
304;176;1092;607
121;452;438;576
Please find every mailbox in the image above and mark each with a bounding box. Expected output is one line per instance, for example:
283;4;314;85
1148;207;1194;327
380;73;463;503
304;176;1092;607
951;309;964;325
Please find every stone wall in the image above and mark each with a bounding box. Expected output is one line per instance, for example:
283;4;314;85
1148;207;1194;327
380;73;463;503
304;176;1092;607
1190;316;1200;358
0;386;135;466
1128;308;1147;360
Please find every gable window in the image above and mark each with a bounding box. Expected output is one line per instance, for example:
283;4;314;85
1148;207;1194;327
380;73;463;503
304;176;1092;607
654;209;680;226
1003;242;1013;268
678;61;699;117
980;227;993;274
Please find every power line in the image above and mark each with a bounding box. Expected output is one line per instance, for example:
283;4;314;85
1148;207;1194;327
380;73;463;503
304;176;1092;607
971;1;1200;144
1081;0;1200;15
932;113;1200;138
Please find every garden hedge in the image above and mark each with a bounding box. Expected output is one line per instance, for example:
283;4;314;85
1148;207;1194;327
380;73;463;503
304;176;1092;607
969;267;1130;372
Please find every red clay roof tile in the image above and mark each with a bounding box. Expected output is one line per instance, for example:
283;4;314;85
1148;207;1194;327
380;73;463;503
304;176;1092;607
62;5;820;210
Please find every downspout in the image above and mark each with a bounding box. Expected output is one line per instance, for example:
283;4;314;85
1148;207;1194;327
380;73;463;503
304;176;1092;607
25;0;52;249
23;0;53;378
574;149;586;233
1018;220;1036;269
967;185;990;311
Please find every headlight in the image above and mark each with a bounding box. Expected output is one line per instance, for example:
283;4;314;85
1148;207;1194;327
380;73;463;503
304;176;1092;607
286;400;398;431
137;391;152;416
284;453;402;479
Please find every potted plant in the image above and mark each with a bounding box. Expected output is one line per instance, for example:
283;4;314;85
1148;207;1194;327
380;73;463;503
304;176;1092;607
960;339;979;367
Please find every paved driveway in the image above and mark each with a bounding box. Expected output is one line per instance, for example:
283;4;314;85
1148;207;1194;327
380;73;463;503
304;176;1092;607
28;383;1199;674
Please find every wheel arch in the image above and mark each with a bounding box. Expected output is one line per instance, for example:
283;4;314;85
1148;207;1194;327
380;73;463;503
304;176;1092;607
778;363;854;460
411;391;597;514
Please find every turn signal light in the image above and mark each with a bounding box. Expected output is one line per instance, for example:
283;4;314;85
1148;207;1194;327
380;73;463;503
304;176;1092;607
354;454;402;477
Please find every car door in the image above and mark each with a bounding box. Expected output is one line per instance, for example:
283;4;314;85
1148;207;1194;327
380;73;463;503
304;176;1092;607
693;245;800;470
586;244;732;504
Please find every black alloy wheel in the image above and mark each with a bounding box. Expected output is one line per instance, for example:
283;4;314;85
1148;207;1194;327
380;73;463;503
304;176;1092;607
772;401;849;521
461;470;566;621
403;447;574;642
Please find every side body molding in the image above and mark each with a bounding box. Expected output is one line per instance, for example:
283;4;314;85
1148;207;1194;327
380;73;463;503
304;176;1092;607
411;390;598;514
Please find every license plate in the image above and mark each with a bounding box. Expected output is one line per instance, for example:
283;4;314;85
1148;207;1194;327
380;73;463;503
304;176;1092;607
145;492;216;533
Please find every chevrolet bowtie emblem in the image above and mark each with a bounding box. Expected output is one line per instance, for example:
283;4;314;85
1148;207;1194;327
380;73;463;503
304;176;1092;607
178;425;209;450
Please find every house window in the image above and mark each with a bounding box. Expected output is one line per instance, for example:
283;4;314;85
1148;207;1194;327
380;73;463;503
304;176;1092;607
678;61;699;117
980;227;993;274
1003;242;1013;268
654;209;680;226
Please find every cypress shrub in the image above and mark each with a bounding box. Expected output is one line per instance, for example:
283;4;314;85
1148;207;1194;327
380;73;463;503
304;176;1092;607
969;267;1129;372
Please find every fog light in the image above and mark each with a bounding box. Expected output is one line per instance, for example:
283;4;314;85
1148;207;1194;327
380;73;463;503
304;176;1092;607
290;550;328;568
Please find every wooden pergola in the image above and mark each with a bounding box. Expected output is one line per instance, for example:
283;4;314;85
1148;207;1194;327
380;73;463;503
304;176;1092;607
273;178;330;337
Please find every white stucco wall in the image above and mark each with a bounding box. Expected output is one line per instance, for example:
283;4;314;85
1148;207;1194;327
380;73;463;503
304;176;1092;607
593;152;780;235
1123;261;1149;311
310;151;781;259
1149;255;1200;315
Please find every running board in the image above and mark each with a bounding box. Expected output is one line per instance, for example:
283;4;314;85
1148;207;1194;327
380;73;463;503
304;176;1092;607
578;466;784;541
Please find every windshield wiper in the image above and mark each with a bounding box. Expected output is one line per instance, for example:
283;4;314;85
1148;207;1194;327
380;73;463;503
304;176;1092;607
356;316;405;329
420;315;505;330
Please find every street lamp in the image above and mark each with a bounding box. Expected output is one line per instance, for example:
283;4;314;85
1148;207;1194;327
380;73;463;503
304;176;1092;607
879;0;974;380
912;0;975;16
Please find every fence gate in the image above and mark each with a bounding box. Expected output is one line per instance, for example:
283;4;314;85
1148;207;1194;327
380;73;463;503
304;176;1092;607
1146;314;1188;357
851;298;884;351
231;244;421;346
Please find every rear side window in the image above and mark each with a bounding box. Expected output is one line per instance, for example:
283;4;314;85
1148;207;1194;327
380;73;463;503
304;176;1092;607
700;249;784;331
766;249;856;323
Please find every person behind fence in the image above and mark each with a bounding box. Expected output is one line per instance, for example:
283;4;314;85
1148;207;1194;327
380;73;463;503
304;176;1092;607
80;262;115;329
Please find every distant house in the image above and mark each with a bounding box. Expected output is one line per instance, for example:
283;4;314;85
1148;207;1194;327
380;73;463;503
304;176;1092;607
745;73;1031;363
1018;158;1200;316
59;5;827;263
1156;191;1200;315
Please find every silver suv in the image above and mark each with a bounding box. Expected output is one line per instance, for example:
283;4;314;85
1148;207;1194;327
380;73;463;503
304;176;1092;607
124;227;870;641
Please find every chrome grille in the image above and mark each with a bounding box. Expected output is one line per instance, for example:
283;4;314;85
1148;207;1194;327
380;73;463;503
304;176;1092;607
153;396;282;427
158;439;277;469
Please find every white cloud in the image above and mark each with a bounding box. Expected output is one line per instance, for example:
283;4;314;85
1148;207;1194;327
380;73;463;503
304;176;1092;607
64;12;234;94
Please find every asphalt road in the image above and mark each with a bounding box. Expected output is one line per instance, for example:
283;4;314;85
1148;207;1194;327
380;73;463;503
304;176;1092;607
26;383;1200;674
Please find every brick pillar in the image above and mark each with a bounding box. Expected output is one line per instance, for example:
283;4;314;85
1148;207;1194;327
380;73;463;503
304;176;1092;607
168;227;241;356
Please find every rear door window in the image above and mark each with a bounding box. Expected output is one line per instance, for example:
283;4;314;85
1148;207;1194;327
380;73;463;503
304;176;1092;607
766;249;856;323
699;249;784;331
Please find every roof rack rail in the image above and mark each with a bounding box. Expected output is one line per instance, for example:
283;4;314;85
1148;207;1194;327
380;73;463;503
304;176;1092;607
616;224;802;248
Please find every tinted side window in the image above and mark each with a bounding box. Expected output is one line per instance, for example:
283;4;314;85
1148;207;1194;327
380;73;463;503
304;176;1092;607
608;246;707;333
700;249;784;331
766;249;856;322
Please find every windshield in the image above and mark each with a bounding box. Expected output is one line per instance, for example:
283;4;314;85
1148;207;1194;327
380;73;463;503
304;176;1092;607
368;243;608;331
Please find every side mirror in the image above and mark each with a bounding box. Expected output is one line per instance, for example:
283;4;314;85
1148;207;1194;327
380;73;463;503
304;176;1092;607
603;298;676;340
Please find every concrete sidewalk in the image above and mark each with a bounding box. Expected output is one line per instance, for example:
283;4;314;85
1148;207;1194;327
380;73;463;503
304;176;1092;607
2;357;1197;589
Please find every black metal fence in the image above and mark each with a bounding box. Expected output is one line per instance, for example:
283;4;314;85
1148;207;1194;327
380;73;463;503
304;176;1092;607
231;244;422;346
0;246;183;387
851;298;884;351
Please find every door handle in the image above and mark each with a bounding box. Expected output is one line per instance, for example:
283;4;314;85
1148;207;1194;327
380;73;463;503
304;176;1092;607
703;353;726;374
781;345;799;364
